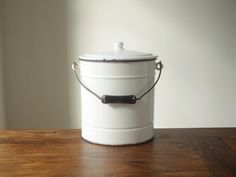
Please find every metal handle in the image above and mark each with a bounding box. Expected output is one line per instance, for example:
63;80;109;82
72;60;163;104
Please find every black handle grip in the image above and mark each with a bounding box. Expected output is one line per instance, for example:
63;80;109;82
101;95;136;104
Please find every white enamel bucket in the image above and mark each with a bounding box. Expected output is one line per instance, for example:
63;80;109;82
72;42;163;145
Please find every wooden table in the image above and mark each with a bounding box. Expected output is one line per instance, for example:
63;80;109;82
0;129;236;177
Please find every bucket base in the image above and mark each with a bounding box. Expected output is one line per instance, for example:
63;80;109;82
82;123;154;145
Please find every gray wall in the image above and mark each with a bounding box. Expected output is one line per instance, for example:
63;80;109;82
2;0;236;128
0;0;6;129
3;0;78;128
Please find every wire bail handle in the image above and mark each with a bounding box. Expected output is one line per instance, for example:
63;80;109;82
72;59;163;104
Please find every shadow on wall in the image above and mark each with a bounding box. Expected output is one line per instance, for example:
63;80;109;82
4;0;81;128
0;0;6;128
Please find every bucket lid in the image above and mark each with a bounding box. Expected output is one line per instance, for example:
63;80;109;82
79;42;157;62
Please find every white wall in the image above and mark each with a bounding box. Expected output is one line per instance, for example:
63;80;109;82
3;0;236;128
67;0;236;128
0;0;6;129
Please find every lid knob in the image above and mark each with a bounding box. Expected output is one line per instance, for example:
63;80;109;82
114;41;124;51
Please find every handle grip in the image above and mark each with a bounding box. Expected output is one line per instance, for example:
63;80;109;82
101;95;136;104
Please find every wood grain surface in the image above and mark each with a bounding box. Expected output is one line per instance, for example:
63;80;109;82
0;128;235;177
